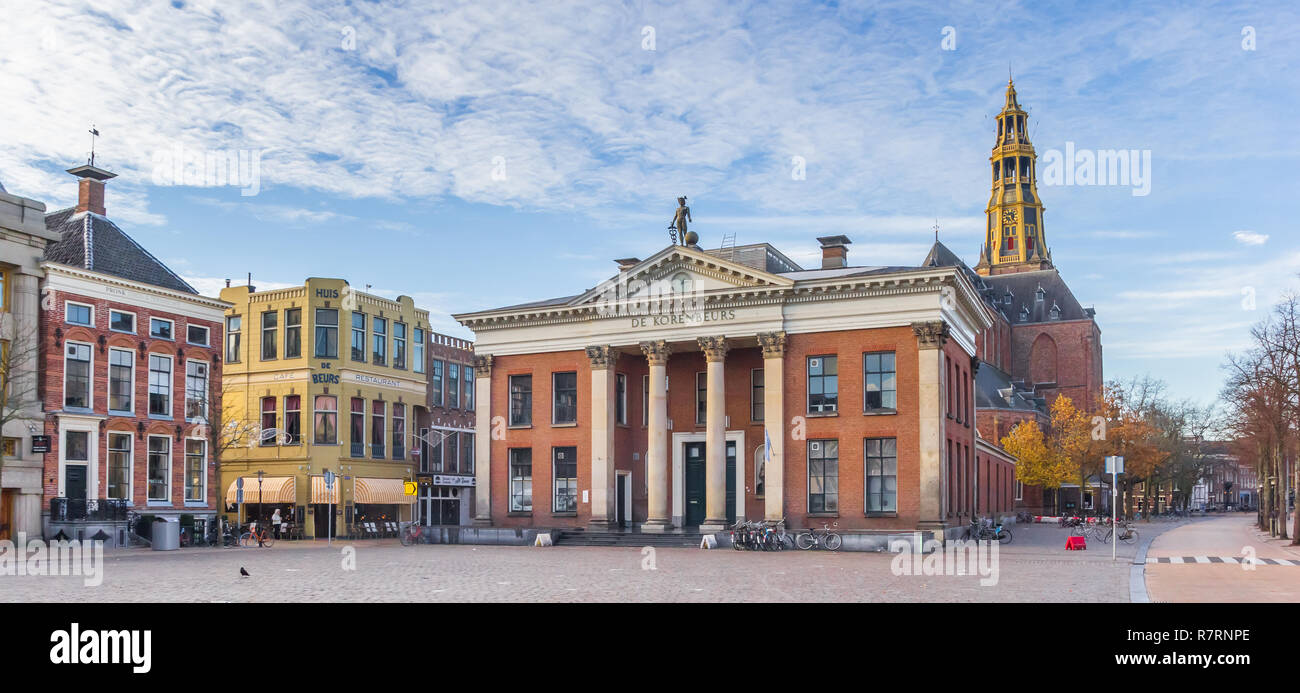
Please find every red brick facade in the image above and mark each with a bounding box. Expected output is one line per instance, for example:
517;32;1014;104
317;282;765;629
40;284;224;518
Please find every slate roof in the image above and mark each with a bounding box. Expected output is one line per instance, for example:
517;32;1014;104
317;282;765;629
44;207;197;294
919;240;1095;326
982;270;1093;324
975;360;1046;413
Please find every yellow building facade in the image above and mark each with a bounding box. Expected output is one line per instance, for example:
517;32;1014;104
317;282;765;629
218;278;430;538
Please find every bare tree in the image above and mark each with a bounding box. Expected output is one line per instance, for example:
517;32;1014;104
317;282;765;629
0;312;42;466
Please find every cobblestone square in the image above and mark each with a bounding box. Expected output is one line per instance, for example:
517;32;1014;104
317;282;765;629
2;523;1145;603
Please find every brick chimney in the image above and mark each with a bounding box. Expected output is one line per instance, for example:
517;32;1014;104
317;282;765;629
817;235;852;269
66;164;117;216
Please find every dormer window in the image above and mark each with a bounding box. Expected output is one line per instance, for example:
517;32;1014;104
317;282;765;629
1049;303;1061;320
1018;307;1029;323
1035;286;1046;302
1003;291;1014;306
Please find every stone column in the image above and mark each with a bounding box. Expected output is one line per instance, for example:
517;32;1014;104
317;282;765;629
698;336;729;532
639;340;671;532
472;355;493;525
586;346;618;530
913;321;950;538
757;332;786;524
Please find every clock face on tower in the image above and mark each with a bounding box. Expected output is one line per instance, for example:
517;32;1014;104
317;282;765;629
1002;209;1018;224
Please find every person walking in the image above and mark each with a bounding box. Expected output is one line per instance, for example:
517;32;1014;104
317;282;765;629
271;508;282;539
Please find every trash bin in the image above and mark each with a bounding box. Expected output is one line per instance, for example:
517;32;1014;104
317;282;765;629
151;518;180;551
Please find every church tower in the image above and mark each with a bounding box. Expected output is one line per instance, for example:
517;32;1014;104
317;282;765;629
975;79;1053;276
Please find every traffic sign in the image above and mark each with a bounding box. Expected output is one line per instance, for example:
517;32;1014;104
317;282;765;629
236;477;244;490
324;469;335;490
403;481;417;496
1105;456;1124;474
236;489;244;504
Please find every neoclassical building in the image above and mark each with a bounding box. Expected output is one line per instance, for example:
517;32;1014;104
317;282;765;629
0;179;60;540
455;237;1014;538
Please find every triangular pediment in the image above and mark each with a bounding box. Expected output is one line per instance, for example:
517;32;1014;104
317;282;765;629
569;245;794;307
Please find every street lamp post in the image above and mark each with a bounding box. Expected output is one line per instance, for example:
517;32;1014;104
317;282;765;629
257;469;265;531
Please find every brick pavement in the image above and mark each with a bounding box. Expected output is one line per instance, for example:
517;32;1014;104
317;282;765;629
1145;514;1300;603
1;522;1140;602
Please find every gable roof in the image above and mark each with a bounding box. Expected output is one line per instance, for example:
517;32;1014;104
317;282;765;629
44;207;197;294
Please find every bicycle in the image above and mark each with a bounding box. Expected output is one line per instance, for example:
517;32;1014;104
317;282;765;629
400;521;426;546
239;523;274;548
967;517;1013;544
795;522;842;551
1102;522;1139;545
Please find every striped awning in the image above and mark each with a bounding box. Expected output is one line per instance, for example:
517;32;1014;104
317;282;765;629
310;476;341;504
354;477;416;505
225;476;295;505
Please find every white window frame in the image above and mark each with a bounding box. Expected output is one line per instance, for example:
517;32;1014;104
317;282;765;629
63;340;94;410
64;300;94;327
146;434;172;504
148;352;174;418
184;437;207;505
185;358;209;422
107;347;135;414
106;431;133;503
186;323;210;346
150;317;176;341
109;309;137;334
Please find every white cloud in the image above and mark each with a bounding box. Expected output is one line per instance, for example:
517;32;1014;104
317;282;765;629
1232;230;1269;246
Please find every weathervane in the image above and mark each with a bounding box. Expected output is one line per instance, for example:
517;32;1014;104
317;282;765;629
87;124;100;167
933;219;940;242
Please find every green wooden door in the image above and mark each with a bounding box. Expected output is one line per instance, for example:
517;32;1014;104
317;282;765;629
685;443;706;526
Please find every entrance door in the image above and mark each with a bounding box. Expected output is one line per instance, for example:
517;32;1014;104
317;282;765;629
313;505;335;538
439;498;460;525
616;474;628;528
684;441;737;526
684;443;706;526
0;489;13;541
66;466;87;500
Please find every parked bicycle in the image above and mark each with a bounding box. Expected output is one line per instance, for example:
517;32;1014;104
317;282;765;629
1016;510;1035;524
1102;522;1139;545
400;521;426;546
967;517;1013;544
795;522;842;551
239;523;274;548
729;519;789;550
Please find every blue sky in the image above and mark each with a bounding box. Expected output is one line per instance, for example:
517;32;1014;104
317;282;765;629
3;0;1298;407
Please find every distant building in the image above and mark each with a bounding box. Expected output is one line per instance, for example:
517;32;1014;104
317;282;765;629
40;164;230;545
414;332;476;527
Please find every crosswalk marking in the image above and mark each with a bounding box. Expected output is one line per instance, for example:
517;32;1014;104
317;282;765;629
1146;556;1300;565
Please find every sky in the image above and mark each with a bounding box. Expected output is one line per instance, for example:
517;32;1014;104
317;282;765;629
2;0;1298;408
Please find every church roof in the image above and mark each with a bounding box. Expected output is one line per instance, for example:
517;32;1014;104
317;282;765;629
44;207;197;294
975;360;1046;413
981;270;1094;324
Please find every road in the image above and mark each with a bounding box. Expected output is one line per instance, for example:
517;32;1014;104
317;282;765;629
1143;513;1300;603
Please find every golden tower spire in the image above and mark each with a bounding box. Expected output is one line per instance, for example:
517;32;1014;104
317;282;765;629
975;78;1052;277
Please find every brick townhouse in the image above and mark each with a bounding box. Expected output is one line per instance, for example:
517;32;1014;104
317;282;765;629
40;163;230;545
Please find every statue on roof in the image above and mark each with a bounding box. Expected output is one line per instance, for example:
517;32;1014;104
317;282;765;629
669;196;694;246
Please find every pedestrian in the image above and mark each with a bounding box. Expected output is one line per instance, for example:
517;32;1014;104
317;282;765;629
271;508;282;539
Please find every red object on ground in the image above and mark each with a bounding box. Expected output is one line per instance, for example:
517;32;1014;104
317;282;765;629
1065;536;1086;550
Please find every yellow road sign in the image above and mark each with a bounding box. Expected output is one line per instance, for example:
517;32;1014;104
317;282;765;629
403;481;417;496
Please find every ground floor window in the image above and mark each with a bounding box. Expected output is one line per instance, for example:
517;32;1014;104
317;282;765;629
509;448;532;512
553;446;577;513
807;439;838;513
107;433;132;501
864;437;897;513
185;439;206;502
147;436;171;502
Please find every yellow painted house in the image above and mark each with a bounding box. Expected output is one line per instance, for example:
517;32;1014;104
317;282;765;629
218;278;430;538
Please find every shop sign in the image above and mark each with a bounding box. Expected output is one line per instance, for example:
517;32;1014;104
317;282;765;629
432;474;475;487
